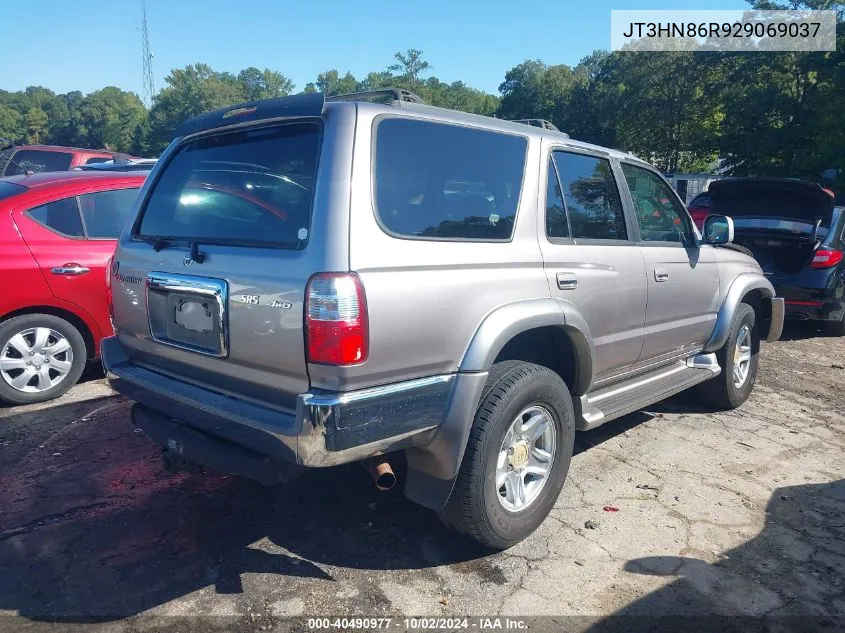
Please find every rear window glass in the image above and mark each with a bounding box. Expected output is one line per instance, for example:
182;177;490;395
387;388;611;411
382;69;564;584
137;122;320;249
79;188;139;238
689;193;711;208
374;118;527;240
4;150;73;176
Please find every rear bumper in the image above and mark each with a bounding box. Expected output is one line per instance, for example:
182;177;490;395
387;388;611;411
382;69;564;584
101;336;454;469
781;297;845;322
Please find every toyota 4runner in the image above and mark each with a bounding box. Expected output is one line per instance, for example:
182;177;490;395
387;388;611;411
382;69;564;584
102;89;784;549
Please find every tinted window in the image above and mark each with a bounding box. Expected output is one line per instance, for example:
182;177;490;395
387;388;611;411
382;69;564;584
138;122;320;249
85;157;111;165
545;160;569;238
689;193;711;208
375;119;526;240
27;197;84;237
622;164;694;243
5;150;73;176
552;152;626;240
79;188;139;238
0;181;26;201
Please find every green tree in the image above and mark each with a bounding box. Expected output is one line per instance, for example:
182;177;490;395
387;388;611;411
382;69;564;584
0;104;23;143
497;60;592;139
24;107;48;144
72;87;147;151
601;51;722;172
147;63;246;151
388;49;431;87
238;67;294;100
315;70;358;95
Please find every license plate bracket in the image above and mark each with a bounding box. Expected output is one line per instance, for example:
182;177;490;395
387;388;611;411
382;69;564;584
146;272;229;357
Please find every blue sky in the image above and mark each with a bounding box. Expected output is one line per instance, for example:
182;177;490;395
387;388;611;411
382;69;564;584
5;0;750;99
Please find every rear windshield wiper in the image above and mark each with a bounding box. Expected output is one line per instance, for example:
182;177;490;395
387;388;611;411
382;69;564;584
187;240;205;263
136;235;178;252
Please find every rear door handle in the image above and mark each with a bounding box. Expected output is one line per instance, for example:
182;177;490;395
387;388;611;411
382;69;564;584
51;263;90;276
556;272;578;290
654;268;669;282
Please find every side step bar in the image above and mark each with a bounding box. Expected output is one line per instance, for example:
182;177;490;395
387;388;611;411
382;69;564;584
578;354;721;431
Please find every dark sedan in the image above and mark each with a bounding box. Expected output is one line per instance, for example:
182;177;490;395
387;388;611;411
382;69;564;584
709;178;844;335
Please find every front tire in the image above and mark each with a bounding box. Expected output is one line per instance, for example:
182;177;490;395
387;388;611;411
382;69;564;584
440;361;575;550
0;314;87;406
695;303;759;410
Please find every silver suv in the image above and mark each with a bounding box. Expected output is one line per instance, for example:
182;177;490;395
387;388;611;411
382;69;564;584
103;89;784;549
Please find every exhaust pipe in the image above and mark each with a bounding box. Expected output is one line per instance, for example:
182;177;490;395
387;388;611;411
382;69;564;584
361;456;396;491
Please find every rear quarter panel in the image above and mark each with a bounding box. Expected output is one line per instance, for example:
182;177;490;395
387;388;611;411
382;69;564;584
0;206;53;318
310;107;550;391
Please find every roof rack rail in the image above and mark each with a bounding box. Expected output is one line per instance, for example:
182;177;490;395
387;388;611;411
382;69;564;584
326;88;424;104
510;119;564;133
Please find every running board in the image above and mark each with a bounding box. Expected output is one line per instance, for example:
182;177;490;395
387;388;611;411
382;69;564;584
578;354;720;431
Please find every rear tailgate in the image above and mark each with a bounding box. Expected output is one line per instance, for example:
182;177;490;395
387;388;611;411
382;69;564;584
111;121;322;410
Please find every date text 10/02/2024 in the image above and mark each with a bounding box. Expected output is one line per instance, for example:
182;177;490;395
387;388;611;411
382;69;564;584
307;617;529;630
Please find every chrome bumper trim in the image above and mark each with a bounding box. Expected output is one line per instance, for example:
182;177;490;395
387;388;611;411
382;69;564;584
101;336;454;469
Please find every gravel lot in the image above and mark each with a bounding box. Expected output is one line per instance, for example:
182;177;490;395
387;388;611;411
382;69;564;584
1;323;844;632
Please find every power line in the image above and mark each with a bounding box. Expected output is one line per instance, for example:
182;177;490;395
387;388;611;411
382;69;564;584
141;0;155;107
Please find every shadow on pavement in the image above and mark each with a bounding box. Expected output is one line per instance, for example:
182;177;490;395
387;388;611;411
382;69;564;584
778;320;837;342
0;396;486;621
585;478;845;630
3;384;843;624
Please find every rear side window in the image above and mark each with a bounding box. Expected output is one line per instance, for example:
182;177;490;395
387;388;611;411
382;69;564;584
85;157;111;165
552;151;627;241
5;150;73;176
27;197;84;237
137;122;320;249
79;188;139;238
374;118;527;240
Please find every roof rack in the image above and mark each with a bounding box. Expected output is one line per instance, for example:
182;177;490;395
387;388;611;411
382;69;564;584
326;88;424;104
509;119;563;133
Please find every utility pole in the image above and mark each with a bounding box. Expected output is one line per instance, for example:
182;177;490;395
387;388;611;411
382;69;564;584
141;0;155;107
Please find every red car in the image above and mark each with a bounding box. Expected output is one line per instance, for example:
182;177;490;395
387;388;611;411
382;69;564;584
687;192;711;231
0;171;146;404
0;144;133;177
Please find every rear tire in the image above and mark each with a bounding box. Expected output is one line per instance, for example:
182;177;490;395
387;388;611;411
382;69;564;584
0;314;87;406
440;361;575;550
694;303;759;410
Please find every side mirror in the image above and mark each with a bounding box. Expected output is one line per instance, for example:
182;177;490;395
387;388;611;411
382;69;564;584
703;214;734;245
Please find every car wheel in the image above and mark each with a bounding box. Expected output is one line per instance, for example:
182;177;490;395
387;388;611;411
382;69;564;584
0;314;87;406
695;303;759;410
440;361;575;550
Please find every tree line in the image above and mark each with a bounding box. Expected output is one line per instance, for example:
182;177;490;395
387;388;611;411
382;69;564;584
0;0;841;190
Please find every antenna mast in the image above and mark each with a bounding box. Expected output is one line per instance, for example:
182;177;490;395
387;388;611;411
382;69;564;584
141;0;155;107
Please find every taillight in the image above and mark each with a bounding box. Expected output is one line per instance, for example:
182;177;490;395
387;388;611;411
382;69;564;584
106;257;115;328
305;273;368;365
810;249;843;269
